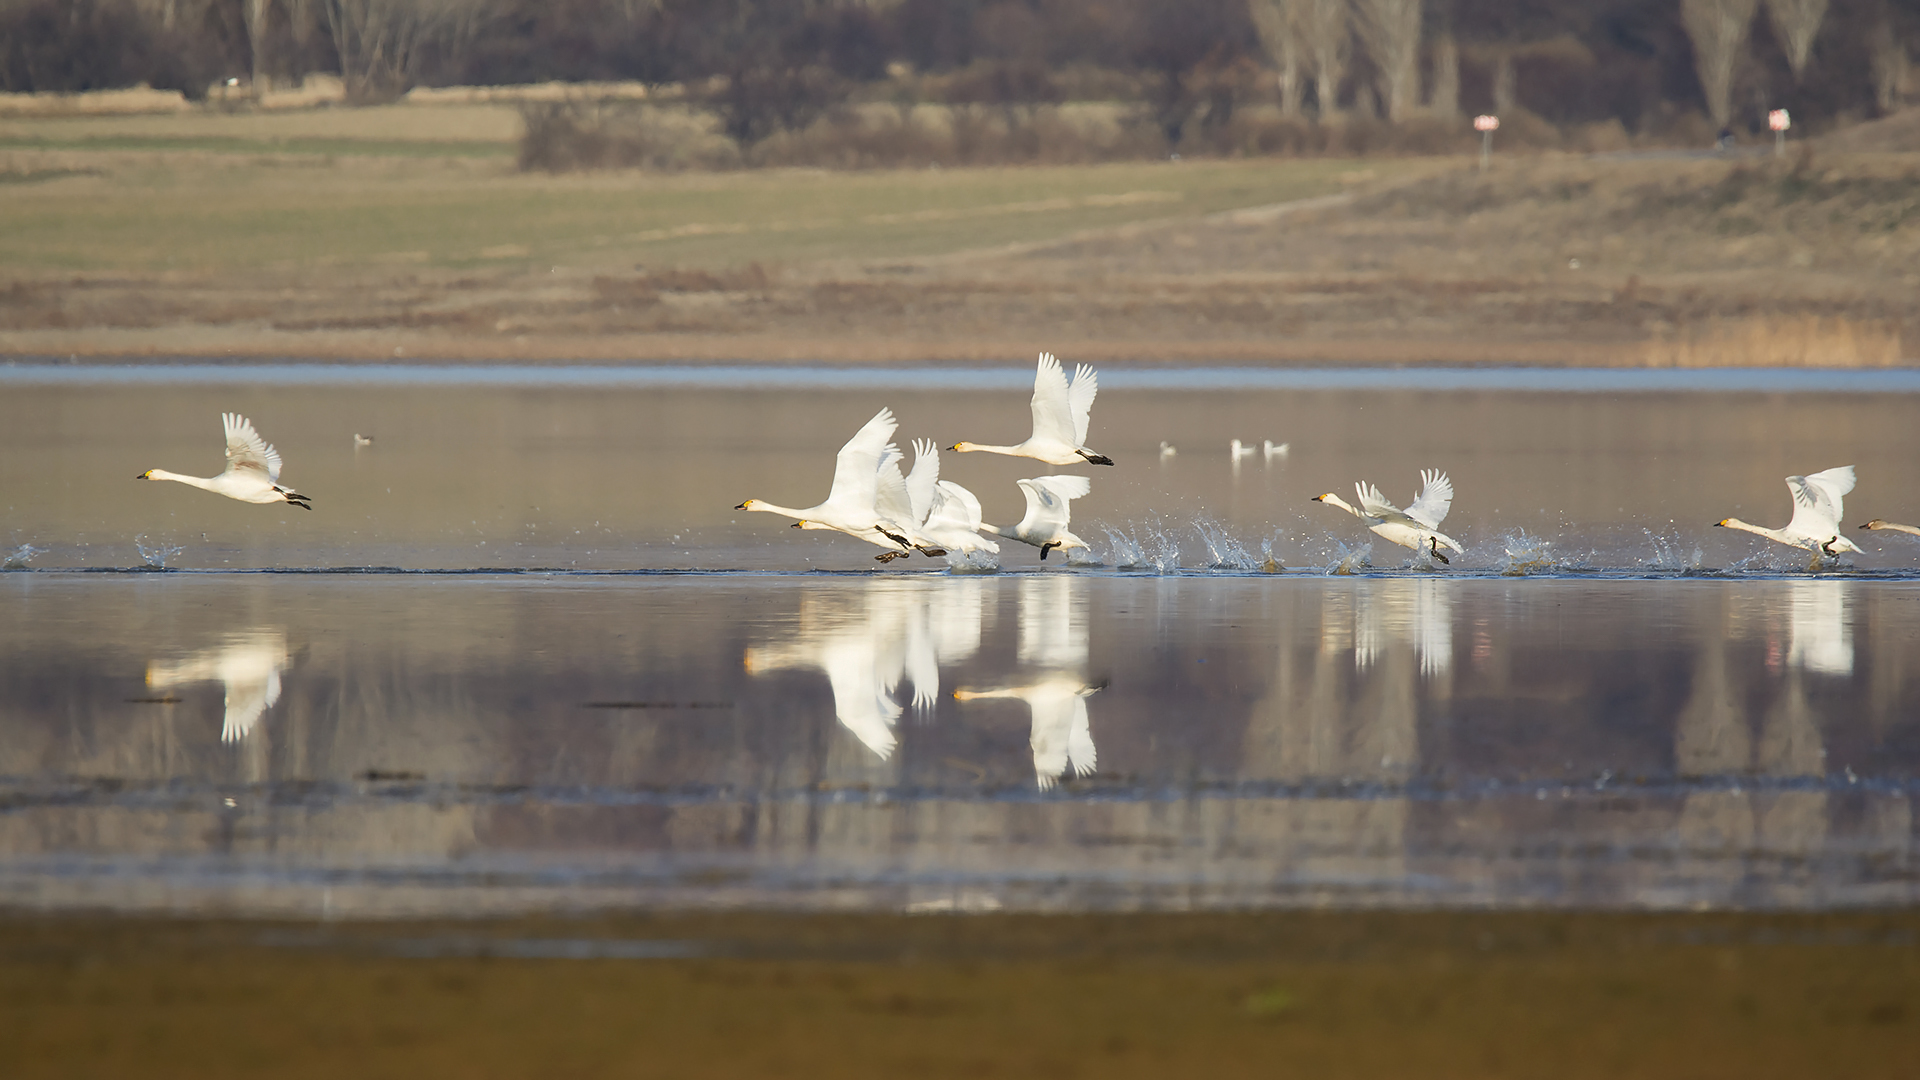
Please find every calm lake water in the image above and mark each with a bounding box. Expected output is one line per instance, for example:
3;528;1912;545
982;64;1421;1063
3;365;1918;914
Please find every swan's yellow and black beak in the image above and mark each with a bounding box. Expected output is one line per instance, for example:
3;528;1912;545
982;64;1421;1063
791;521;806;528
1713;519;1728;527
1311;494;1328;502
734;501;750;510
136;470;151;480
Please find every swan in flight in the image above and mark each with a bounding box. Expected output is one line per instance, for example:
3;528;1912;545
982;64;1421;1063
137;413;311;509
1314;469;1464;564
983;475;1092;561
903;440;998;559
955;679;1103;790
1715;465;1862;559
1859;519;1920;540
949;352;1112;466
745;599;907;760
736;408;925;561
146;630;290;742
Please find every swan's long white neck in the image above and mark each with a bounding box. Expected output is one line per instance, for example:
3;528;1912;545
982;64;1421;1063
1718;517;1795;545
744;501;809;520
1318;493;1367;519
952;442;1025;456
145;469;218;492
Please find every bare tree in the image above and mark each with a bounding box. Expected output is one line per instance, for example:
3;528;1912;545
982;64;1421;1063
321;0;492;102
1351;0;1423;122
1762;0;1827;80
1681;0;1759;128
245;0;272;91
1248;0;1307;116
1300;0;1350;118
1428;30;1458;117
1869;28;1909;114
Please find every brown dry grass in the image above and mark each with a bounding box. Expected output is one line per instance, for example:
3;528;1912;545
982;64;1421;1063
5;910;1918;1079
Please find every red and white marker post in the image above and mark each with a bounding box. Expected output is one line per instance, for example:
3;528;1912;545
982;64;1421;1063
1769;109;1790;157
1474;114;1500;172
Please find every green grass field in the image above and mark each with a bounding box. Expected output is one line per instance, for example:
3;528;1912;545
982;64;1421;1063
0;105;1414;277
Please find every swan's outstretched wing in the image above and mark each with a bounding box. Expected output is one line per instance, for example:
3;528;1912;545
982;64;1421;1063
1785;465;1854;537
874;445;918;528
905;439;942;525
1029;353;1077;444
1405;469;1454;529
1355;480;1401;519
1028;690;1075;790
904;603;940;713
223;413;283;483
1020;475;1092;528
1064;694;1096;779
931;480;986;532
825;408;897;511
819;638;902;760
1066;362;1099;447
222;667;281;743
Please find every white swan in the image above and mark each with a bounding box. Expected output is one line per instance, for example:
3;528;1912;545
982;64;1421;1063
146;630;290;742
736;408;917;561
1263;440;1290;461
904;440;999;559
745;602;906;760
949;352;1112;466
138;413;311;509
1859;519;1920;540
1158;441;1177;458
1229;439;1257;460
983;475;1091;560
1313;469;1464;564
1715;465;1862;558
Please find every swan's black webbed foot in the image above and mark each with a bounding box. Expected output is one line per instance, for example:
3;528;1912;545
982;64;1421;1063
875;550;907;562
1040;542;1060;560
916;546;947;557
880;529;909;547
1080;451;1114;466
1428;537;1450;565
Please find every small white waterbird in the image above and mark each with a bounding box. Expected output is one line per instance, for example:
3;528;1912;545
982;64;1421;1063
137;413;311;509
904;440;999;558
736;407;918;561
1158;441;1177;458
982;475;1092;561
1314;469;1464;564
1229;439;1257;460
1715;466;1862;560
1263;440;1290;461
949;352;1113;466
1860;519;1920;540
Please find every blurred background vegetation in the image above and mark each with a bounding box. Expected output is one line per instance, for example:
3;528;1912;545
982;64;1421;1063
3;0;1916;170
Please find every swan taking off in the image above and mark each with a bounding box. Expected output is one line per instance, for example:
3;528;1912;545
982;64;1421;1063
1715;466;1862;559
736;408;920;561
1314;469;1464;564
904;440;999;559
138;413;311;509
949;352;1112;466
982;475;1091;561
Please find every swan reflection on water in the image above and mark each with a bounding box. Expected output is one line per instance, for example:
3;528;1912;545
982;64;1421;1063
145;629;290;742
955;577;1102;789
1787;579;1852;677
1349;579;1453;679
744;580;988;760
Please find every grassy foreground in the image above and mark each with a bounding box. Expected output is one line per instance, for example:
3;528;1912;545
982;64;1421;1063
3;910;1917;1078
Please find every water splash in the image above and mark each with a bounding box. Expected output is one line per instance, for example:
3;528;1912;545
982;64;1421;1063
1194;517;1260;570
1257;536;1284;574
3;543;45;569
1324;541;1372;575
943;549;1000;573
1642;528;1705;573
134;536;183;569
1497;530;1593;575
1064;548;1105;568
1100;519;1180;573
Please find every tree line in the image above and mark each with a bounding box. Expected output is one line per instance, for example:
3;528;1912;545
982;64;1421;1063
3;0;1913;144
